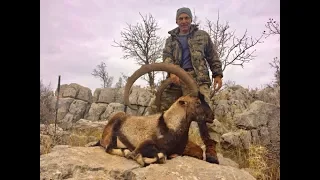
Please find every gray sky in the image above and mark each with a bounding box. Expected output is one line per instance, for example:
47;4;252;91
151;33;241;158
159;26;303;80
40;0;280;91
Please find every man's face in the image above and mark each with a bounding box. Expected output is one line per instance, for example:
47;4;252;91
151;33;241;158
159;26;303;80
176;13;192;32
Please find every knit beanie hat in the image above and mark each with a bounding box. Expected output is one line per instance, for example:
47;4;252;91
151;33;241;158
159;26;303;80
176;7;193;21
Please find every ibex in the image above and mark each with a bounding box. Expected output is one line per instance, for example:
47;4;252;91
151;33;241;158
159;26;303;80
92;63;215;167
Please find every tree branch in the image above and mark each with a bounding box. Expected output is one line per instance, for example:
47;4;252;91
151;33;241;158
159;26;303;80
112;12;164;90
91;61;114;88
263;18;280;38
205;11;263;71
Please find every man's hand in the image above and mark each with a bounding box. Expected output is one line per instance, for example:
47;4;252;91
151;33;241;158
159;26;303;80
213;75;222;92
170;73;180;85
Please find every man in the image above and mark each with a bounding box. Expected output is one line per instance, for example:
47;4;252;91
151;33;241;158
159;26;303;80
148;7;223;164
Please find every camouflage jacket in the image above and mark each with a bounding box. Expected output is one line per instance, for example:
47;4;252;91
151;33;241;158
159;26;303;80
163;24;223;85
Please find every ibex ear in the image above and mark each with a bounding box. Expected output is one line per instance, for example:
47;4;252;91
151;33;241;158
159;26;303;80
178;100;188;107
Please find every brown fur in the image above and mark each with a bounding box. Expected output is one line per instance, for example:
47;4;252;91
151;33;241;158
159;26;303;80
169;141;204;160
153;70;219;164
95;95;211;167
182;141;204;160
101;62;218;166
99;111;126;148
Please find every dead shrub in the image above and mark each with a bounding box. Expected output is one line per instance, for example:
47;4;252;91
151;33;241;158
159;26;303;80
40;79;55;124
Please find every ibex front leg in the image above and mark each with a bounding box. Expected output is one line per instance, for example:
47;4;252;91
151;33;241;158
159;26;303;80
127;140;167;167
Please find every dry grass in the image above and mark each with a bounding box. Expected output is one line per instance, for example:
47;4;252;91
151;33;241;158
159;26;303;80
216;144;249;168
187;105;279;180
218;143;280;180
247;145;280;180
40;127;103;155
40;80;55;124
40;134;53;155
70;128;103;139
66;128;103;146
248;145;269;179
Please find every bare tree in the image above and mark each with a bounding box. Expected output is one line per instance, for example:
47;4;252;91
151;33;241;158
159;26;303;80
40;79;55;124
269;57;280;87
205;11;264;72
192;8;201;26
120;72;129;84
263;18;280;38
154;71;168;89
264;18;280;86
114;72;130;89
112;12;165;91
222;80;236;89
92;62;114;88
115;77;124;89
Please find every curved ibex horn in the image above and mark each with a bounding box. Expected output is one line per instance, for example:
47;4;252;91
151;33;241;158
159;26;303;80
123;63;198;111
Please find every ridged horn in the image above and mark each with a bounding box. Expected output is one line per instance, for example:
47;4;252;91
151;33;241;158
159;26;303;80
155;73;194;111
155;78;173;112
124;63;198;110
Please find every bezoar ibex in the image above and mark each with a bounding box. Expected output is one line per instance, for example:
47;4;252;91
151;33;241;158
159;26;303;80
148;66;220;165
92;63;215;167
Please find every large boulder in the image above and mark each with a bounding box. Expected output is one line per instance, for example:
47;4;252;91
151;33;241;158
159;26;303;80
40;146;256;180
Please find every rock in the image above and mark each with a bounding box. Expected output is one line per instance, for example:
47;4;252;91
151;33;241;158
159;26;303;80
234;101;280;150
129;87;153;106
254;86;280;106
96;88;116;104
220;129;252;150
56;98;74;122
40;146;256;180
56;83;93;103
101;103;125;120
85;103;108;121
132;156;254;180
71;119;107;131
212;86;254;133
217;153;239;168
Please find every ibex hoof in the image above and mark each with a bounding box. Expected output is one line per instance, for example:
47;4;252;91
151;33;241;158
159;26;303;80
135;154;146;167
206;155;219;164
157;152;167;164
123;149;131;158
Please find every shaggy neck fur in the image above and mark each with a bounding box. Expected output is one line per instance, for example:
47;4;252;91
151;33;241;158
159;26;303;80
162;103;192;133
159;106;193;155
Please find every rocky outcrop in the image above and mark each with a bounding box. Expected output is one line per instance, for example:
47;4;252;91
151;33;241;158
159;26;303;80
46;83;280;164
253;85;280;106
52;83;92;130
213;86;253;117
40;82;280;179
49;83;280;153
209;86;279;148
221;101;279;145
51;84;153;130
40;145;256;180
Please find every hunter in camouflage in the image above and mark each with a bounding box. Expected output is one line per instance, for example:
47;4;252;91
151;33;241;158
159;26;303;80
162;24;223;85
147;7;223;164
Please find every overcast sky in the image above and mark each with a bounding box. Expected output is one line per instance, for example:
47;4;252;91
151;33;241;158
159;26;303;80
40;0;280;91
